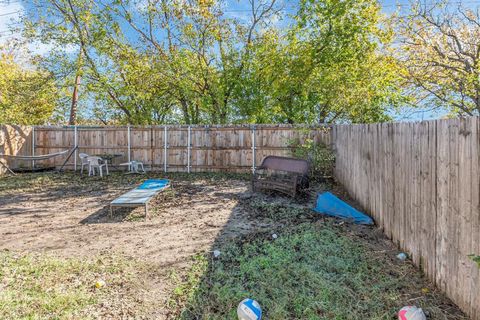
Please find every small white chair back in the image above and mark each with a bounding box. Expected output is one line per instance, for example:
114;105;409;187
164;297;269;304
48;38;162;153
79;153;90;164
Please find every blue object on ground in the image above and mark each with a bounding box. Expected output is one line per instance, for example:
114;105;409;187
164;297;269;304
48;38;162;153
137;179;170;190
110;179;171;220
314;192;374;225
111;179;170;206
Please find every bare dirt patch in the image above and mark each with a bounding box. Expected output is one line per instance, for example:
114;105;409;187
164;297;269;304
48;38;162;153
0;173;262;318
0;173;253;265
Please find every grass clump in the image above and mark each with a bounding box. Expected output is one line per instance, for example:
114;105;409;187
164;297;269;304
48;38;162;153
170;222;433;320
0;251;151;320
168;255;209;312
246;198;312;221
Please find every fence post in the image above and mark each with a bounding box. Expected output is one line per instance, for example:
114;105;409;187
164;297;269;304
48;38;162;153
150;126;154;171
187;126;191;173
74;125;78;171
32;126;35;169
251;125;256;173
127;126;131;163
164;126;168;172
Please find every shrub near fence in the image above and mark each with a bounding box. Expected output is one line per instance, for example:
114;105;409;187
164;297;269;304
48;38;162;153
333;117;480;320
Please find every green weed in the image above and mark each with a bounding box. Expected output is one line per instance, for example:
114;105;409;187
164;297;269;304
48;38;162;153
0;252;149;320
246;198;313;221
169;222;458;320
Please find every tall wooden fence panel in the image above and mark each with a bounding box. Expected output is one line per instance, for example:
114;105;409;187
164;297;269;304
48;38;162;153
333;117;480;319
23;125;332;173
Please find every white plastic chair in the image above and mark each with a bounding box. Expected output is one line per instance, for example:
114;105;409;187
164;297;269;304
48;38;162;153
129;161;145;173
87;156;109;177
79;153;90;174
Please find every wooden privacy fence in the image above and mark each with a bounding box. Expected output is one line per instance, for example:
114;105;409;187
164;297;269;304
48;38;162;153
0;125;332;173
333;117;480;319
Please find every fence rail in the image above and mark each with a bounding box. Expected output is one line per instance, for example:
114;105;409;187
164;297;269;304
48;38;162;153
333;117;480;320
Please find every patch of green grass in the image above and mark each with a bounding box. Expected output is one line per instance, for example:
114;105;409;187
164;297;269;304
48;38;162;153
169;222;444;320
168;255;209;311
0;251;150;320
246;198;312;221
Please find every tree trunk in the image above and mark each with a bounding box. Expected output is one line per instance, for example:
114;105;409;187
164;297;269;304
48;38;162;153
69;50;83;125
69;74;81;125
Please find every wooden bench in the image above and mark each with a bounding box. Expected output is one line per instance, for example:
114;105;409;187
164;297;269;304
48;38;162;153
252;156;310;197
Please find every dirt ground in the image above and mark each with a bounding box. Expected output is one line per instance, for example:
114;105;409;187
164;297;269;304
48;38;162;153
0;173;283;318
0;177;253;265
0;173;467;319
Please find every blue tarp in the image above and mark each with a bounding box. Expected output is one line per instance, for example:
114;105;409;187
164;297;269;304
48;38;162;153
314;192;374;225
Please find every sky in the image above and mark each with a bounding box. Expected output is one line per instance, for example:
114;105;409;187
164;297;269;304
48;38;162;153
0;0;467;121
0;1;24;43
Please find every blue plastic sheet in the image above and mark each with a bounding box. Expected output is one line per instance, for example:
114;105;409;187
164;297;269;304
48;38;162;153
314;192;374;225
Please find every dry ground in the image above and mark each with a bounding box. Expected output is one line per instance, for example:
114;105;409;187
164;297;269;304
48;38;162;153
0;172;468;319
0;173;253;265
0;172;277;318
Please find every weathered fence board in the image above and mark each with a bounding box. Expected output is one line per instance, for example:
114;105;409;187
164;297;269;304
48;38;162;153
333;117;480;320
7;125;331;173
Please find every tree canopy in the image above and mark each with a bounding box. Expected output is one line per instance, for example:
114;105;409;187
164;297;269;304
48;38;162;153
2;0;478;125
397;1;480;116
0;43;58;125
12;0;405;125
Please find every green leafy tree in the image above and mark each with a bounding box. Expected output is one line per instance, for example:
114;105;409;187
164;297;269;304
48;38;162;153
0;46;58;125
26;0;281;124
23;0;403;125
103;0;281;124
235;0;403;124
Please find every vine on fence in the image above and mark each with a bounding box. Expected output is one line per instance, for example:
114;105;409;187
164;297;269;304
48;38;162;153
468;255;480;268
289;134;335;181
